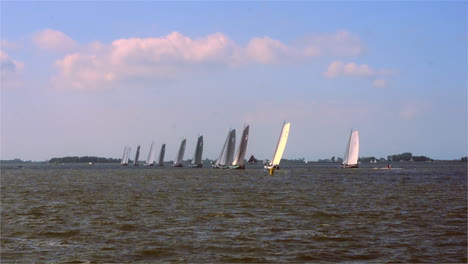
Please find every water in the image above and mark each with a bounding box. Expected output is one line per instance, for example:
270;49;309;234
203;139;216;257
1;162;466;263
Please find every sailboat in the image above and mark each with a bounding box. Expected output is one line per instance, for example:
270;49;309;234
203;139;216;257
172;139;186;167
188;135;203;168
229;125;250;169
264;122;291;170
341;130;359;168
133;145;140;166
212;129;236;169
145;142;156;166
120;146;131;166
156;144;165;166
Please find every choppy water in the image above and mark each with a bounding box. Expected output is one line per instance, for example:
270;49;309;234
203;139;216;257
1;162;466;263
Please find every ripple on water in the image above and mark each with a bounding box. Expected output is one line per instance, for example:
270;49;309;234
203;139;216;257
1;162;466;263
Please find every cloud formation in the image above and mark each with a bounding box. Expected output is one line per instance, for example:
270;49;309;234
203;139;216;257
300;30;365;57
324;60;395;88
1;50;24;87
51;30;367;90
32;29;77;52
245;37;295;64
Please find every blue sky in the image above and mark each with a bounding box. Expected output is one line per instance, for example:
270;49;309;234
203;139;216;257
1;1;466;161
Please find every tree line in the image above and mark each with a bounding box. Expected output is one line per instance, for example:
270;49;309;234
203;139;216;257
387;152;432;162
48;156;121;163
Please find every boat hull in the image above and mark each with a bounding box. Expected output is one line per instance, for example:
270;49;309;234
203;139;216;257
264;165;280;170
172;164;183;168
188;164;203;168
341;164;359;168
212;164;230;169
229;165;245;170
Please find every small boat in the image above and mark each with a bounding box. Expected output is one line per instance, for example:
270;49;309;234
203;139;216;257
145;141;156;166
341;130;359;168
156;144;165;166
229;125;250;169
264;122;291;170
212;129;236;169
188;135;203;168
172;139;186;167
133;145;141;166
121;146;131;166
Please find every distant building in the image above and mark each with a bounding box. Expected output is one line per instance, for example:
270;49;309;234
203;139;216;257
247;155;258;164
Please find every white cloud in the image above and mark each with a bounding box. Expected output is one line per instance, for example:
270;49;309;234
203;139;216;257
51;30;369;90
110;32;237;65
324;61;379;78
324;60;396;88
32;29;77;52
245;37;295;64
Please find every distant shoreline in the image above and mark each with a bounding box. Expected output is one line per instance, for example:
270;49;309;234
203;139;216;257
1;157;467;164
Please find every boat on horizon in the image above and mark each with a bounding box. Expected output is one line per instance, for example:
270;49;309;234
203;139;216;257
229;125;249;170
173;139;186;167
144;141;156;166
212;129;236;169
188;135;203;168
121;146;131;166
264;122;291;170
341;129;359;168
156;144;165;166
133;145;141;166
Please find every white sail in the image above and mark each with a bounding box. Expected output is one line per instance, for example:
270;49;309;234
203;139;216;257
120;146;130;166
146;142;155;166
157;144;165;166
225;129;236;165
215;129;233;166
342;130;359;167
190;136;203;166
173;139;186;167
125;147;132;164
120;146;127;165
268;122;291;167
231;125;249;167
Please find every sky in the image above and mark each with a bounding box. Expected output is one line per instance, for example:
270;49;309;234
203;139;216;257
1;1;467;161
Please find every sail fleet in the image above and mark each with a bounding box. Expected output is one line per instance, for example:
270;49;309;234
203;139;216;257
120;123;361;170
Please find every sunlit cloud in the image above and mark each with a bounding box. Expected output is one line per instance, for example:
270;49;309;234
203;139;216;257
51;30;368;90
32;29;77;52
245;37;295;64
324;60;396;88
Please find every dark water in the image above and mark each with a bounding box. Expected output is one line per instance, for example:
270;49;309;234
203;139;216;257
1;162;466;263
